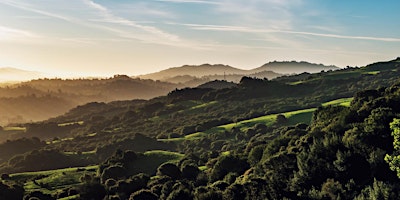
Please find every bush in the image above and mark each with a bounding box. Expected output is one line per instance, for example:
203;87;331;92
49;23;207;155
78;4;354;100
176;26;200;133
129;189;158;200
157;163;181;179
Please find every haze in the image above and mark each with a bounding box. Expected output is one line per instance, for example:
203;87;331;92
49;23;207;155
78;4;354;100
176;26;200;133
0;0;399;77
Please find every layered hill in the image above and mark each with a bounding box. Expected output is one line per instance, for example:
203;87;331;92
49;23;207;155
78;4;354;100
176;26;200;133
137;61;339;84
0;75;179;125
253;61;339;74
11;58;398;145
1;58;400;200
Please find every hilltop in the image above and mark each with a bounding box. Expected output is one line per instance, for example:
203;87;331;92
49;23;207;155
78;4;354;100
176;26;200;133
0;67;45;82
253;61;339;74
137;61;338;85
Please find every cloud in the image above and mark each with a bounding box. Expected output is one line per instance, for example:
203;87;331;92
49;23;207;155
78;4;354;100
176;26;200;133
154;0;221;5
1;0;187;47
180;23;400;42
0;25;38;40
82;0;180;42
0;0;74;23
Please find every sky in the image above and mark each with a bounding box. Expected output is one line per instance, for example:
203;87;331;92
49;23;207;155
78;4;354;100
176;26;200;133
0;0;399;77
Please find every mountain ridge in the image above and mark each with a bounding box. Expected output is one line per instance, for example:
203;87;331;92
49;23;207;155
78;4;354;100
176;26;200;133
137;61;339;82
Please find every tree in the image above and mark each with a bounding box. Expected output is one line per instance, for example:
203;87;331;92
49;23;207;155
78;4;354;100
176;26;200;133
181;164;200;180
1;173;10;180
385;118;400;178
78;182;106;200
276;114;287;124
210;155;249;182
0;182;24;200
129;189;158;200
101;165;127;183
157;163;181;179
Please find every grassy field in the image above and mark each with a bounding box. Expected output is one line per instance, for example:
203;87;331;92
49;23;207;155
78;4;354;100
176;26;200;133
58;121;84;127
10;165;98;196
160;97;353;142
3;126;26;131
5;150;184;198
322;98;353;107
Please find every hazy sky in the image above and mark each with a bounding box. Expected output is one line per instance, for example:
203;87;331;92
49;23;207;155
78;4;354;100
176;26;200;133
0;0;399;77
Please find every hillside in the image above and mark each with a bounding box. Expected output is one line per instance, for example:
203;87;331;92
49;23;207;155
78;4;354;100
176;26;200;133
9;58;399;145
0;75;179;125
137;61;338;83
138;64;247;80
0;58;400;199
253;61;339;74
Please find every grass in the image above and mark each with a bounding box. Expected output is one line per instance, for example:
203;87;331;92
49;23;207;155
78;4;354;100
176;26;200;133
159;97;353;142
3;126;26;131
363;71;380;75
10;166;98;196
58;195;79;200
58;121;84;127
189;101;217;110
324;71;361;80
322;98;353;107
198;166;208;171
127;150;184;175
46;137;74;145
220;108;316;132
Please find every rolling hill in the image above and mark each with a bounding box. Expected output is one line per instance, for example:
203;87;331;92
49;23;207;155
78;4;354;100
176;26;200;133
0;75;180;126
252;61;339;74
0;67;46;82
0;58;400;200
137;61;339;84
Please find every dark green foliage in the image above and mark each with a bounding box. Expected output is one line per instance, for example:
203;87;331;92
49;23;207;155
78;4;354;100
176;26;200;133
129;189;158;200
181;163;200;180
23;191;55;200
194;187;223;200
157;163;181;179
0;137;46;163
247;145;264;165
276;114;287;124
210;155;249;182
78;182;107;200
101;165;127;183
1;149;92;174
0;182;24;200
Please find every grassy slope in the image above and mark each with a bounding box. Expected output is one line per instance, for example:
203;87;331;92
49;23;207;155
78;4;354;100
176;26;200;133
6;150;183;198
160;97;353;142
128;150;184;175
9;166;98;196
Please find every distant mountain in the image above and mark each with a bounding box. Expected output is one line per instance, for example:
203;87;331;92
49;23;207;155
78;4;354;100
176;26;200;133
0;67;45;82
137;61;338;84
138;64;247;80
252;61;339;74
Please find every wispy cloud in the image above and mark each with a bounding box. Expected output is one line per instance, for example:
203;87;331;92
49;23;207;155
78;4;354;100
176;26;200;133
0;25;38;40
82;0;180;42
0;0;74;23
180;23;400;42
154;0;221;5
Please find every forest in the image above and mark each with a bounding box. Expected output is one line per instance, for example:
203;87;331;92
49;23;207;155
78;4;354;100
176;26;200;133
1;58;400;199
